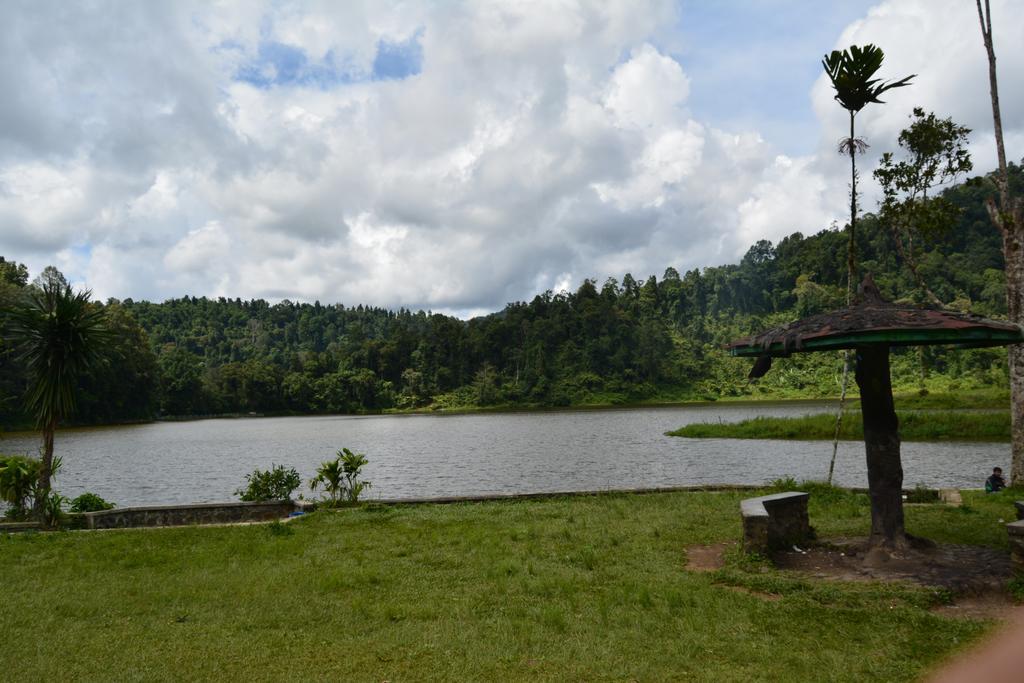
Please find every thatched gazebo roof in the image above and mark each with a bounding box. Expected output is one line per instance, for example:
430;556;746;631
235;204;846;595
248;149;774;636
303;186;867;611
724;275;1023;552
727;277;1023;359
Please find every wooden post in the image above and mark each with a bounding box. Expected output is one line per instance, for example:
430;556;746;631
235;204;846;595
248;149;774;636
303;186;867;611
854;345;907;550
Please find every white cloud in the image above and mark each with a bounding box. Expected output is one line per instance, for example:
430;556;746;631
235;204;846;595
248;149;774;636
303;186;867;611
165;221;232;273
736;155;834;248
0;0;1020;315
605;43;691;130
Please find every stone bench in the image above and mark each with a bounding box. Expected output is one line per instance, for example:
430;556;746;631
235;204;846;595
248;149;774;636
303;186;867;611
741;491;812;555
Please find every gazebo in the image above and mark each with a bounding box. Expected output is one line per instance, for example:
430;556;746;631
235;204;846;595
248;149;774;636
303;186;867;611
727;275;1023;553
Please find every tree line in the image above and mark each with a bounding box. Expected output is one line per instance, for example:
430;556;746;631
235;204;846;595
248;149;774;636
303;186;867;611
0;164;1019;428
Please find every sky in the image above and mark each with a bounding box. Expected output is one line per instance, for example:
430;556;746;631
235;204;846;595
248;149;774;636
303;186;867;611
1;0;1022;318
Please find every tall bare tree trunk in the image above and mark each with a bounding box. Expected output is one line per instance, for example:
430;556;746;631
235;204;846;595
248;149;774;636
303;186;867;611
977;0;1024;485
1003;232;1024;484
829;112;858;483
847;111;858;298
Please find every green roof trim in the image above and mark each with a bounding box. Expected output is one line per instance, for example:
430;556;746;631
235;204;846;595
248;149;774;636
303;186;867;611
729;326;1024;357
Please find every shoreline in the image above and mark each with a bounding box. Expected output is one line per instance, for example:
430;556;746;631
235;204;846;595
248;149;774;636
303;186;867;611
0;387;1008;435
1;395;840;436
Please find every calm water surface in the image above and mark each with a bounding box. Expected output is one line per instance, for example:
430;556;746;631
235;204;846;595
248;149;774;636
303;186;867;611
0;402;1008;506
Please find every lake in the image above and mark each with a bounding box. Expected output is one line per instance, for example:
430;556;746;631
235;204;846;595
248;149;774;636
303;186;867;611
0;402;1008;506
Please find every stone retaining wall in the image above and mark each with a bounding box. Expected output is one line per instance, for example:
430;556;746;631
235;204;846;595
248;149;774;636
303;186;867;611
81;500;296;529
741;491;812;554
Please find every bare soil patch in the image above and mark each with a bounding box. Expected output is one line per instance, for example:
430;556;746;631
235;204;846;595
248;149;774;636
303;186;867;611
685;537;1017;619
684;542;732;572
772;537;1012;594
773;537;1016;620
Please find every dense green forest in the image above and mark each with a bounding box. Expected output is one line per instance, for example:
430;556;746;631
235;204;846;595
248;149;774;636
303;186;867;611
1;166;1020;428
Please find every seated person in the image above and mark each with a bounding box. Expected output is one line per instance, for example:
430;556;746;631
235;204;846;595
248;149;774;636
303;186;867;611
985;466;1006;493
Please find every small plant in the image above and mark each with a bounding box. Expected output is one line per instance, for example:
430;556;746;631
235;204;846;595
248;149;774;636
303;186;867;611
310;448;372;505
905;484;938;504
768;476;800;491
0;454;64;522
266;520;294;537
310;457;345;506
235;464;301;502
0;455;41;520
40;491;68;529
69;492;115;513
1009;574;1024;604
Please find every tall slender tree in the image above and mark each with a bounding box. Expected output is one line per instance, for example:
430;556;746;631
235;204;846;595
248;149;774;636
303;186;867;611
976;0;1024;485
822;44;913;482
823;44;915;298
3;276;110;522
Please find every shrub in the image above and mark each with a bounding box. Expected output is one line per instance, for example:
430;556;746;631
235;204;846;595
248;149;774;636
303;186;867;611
768;476;800;491
41;491;68;529
905;484;939;504
310;448;372;506
0;455;64;521
69;492;115;513
0;455;41;520
266;520;294;537
236;464;301;502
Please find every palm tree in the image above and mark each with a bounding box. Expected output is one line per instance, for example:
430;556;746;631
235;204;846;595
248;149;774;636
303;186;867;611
310;455;345;506
822;45;913;484
3;277;110;522
822;44;914;297
339;448;371;504
310;448;372;505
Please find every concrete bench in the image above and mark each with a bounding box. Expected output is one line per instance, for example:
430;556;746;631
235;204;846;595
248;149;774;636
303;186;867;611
741;491;812;555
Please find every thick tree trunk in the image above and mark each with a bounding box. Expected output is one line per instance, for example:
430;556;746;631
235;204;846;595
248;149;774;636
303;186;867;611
985;198;1024;485
34;418;56;525
854;345;906;550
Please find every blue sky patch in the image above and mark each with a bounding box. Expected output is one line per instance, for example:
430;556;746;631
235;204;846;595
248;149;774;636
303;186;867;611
372;31;424;81
235;41;355;89
235;31;423;89
676;0;878;156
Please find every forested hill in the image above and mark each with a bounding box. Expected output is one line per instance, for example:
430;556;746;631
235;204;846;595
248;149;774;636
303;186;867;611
0;167;1019;427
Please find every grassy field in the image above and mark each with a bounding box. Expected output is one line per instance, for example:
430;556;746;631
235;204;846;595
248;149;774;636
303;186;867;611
668;409;1011;441
2;488;1020;681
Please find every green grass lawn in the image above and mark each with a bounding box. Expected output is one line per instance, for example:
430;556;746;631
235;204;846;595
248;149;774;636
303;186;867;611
2;489;1020;681
668;410;1011;441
